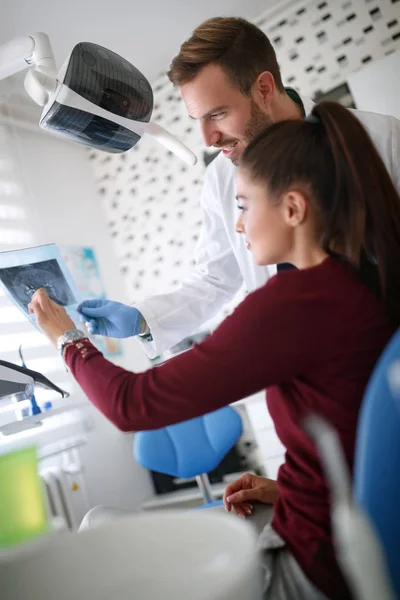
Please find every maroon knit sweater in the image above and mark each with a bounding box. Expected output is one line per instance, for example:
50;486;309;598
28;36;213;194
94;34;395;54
66;257;394;599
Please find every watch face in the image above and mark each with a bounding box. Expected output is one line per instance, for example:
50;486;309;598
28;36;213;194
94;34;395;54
57;329;84;350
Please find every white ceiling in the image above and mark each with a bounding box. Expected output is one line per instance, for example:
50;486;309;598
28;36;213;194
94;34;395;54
0;0;284;84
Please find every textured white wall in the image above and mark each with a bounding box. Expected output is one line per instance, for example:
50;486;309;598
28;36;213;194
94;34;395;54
256;0;400;98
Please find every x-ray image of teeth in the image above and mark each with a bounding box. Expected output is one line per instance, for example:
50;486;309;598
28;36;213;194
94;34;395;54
0;259;76;315
0;243;82;330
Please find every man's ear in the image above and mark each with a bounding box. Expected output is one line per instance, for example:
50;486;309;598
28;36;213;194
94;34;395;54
252;71;275;107
281;191;308;227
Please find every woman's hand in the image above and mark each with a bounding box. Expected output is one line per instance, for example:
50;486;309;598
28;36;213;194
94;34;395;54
28;288;77;348
223;472;279;517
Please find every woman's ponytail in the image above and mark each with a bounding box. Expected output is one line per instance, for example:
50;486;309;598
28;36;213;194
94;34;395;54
241;101;400;325
313;102;400;325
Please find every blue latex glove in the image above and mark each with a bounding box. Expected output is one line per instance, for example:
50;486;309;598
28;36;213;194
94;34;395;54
76;299;143;338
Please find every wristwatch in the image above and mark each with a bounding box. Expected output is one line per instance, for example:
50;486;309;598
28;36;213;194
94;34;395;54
57;329;88;354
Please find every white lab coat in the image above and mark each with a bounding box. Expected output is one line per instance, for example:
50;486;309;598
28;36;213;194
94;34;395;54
135;95;400;358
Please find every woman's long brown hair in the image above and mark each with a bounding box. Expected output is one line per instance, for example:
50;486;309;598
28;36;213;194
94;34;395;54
240;101;400;326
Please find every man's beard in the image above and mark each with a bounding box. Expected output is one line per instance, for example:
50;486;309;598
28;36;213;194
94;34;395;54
244;99;273;144
231;99;272;166
212;100;272;166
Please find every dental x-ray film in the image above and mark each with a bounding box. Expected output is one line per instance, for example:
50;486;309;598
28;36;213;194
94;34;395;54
0;244;82;328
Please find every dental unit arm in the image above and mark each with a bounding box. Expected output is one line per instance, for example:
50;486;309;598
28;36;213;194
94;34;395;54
0;359;69;405
0;33;197;165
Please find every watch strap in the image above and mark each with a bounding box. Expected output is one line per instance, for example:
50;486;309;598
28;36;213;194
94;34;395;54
57;329;88;352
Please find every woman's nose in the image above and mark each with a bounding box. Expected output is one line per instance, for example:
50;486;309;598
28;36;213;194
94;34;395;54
235;214;244;234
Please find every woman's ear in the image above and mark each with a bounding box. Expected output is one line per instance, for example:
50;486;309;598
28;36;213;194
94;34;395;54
281;191;308;227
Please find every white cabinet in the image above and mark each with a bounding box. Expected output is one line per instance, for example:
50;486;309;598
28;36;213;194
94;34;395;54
263;456;285;480
242;392;285;478
256;428;286;462
245;393;274;431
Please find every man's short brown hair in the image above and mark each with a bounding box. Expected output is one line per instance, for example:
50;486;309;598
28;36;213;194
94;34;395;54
167;16;284;94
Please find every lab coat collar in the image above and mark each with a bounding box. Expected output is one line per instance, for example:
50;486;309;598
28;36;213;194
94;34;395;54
299;93;316;117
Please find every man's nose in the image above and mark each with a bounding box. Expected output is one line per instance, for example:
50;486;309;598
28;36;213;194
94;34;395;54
200;121;221;147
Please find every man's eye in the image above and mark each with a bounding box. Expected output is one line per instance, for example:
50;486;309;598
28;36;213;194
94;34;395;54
210;112;226;120
237;205;247;212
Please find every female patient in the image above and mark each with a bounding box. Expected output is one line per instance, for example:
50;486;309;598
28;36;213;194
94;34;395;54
29;102;400;600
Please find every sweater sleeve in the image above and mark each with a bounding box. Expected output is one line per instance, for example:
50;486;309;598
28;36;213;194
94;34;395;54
65;276;320;431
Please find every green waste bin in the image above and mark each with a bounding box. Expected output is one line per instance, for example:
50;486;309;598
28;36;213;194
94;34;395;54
0;446;49;547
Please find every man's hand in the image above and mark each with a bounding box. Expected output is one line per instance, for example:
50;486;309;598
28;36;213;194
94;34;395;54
28;288;76;347
77;299;143;338
223;472;279;517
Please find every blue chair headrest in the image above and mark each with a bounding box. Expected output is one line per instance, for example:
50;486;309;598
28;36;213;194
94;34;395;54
355;327;400;595
134;406;242;479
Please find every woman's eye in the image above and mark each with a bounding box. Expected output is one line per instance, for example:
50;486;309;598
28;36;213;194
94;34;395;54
237;205;247;212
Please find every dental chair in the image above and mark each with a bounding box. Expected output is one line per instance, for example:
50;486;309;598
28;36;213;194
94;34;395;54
134;406;243;507
306;327;400;600
0;510;262;600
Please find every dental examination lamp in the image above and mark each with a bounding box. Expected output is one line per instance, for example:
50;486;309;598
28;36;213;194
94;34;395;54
0;33;197;165
0;360;69;405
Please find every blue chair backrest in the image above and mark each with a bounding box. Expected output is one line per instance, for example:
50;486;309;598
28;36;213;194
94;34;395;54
354;327;400;595
134;406;242;479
